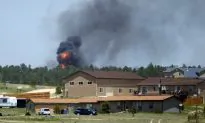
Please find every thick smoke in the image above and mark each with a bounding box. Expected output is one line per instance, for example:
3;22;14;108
56;36;85;67
57;0;205;67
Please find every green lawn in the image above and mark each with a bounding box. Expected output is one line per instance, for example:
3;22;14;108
1;108;205;123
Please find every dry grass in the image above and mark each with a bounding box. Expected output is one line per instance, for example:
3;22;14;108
0;108;202;123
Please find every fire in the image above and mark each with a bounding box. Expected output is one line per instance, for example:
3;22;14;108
60;51;70;59
61;64;66;69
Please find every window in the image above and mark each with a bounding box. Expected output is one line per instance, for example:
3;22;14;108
2;99;7;103
70;82;74;85
119;88;122;93
129;89;133;93
79;82;83;85
88;82;92;84
99;88;104;92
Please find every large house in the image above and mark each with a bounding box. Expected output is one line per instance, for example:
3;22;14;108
163;67;205;78
137;77;205;96
62;70;144;98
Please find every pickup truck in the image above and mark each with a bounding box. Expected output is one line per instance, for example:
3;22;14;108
38;108;51;115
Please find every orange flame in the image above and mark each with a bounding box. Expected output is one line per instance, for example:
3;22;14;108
61;64;66;69
60;51;70;59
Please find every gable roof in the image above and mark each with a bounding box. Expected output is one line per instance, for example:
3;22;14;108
30;95;174;104
137;77;204;86
164;67;205;78
64;70;144;80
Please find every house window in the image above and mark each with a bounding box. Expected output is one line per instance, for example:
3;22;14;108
129;89;133;93
99;88;104;92
70;82;74;85
88;82;92;84
79;82;83;85
2;99;7;103
119;88;122;93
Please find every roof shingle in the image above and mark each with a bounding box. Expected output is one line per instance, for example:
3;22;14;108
30;95;173;104
137;77;204;86
68;70;144;80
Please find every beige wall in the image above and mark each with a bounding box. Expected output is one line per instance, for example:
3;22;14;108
200;73;205;78
173;72;184;78
64;75;97;97
96;78;140;96
63;72;143;97
97;87;136;96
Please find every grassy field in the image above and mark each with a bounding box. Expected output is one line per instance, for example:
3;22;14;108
1;108;205;123
0;82;55;94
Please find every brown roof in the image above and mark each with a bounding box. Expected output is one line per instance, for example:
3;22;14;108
79;70;144;80
137;77;204;86
97;95;173;101
30;98;98;104
30;95;173;104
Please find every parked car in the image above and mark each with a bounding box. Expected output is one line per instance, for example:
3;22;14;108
74;108;97;115
38;108;51;115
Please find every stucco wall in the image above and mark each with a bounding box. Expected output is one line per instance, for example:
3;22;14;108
64;75;97;97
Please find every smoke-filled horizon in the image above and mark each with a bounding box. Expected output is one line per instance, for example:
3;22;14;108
56;0;205;67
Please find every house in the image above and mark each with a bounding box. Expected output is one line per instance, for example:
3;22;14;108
62;70;144;98
198;70;205;78
137;77;205;96
163;67;205;78
28;95;180;113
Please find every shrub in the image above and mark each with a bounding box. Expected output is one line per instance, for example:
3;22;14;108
25;112;31;116
128;107;137;117
0;113;2;116
101;102;110;113
54;105;61;114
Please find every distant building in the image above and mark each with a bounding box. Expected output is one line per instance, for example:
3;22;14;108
62;70;144;98
163;67;205;78
137;77;205;96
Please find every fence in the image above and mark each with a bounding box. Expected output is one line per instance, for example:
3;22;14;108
183;96;203;106
4;92;50;99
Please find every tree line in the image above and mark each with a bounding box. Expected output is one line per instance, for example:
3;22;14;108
0;63;202;86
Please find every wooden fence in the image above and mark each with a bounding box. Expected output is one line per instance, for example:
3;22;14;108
183;96;203;106
4;92;50;99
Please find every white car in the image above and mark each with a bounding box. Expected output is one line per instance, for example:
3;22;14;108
38;108;51;115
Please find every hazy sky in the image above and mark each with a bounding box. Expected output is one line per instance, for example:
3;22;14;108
0;0;77;67
1;0;205;68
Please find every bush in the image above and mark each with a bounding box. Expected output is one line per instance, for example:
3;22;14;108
54;105;61;114
25;112;31;116
128;107;137;117
101;102;110;113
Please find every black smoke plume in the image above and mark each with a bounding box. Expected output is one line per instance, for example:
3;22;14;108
56;36;85;67
57;0;205;67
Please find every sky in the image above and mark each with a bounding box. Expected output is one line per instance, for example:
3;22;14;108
0;0;77;67
1;0;205;68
